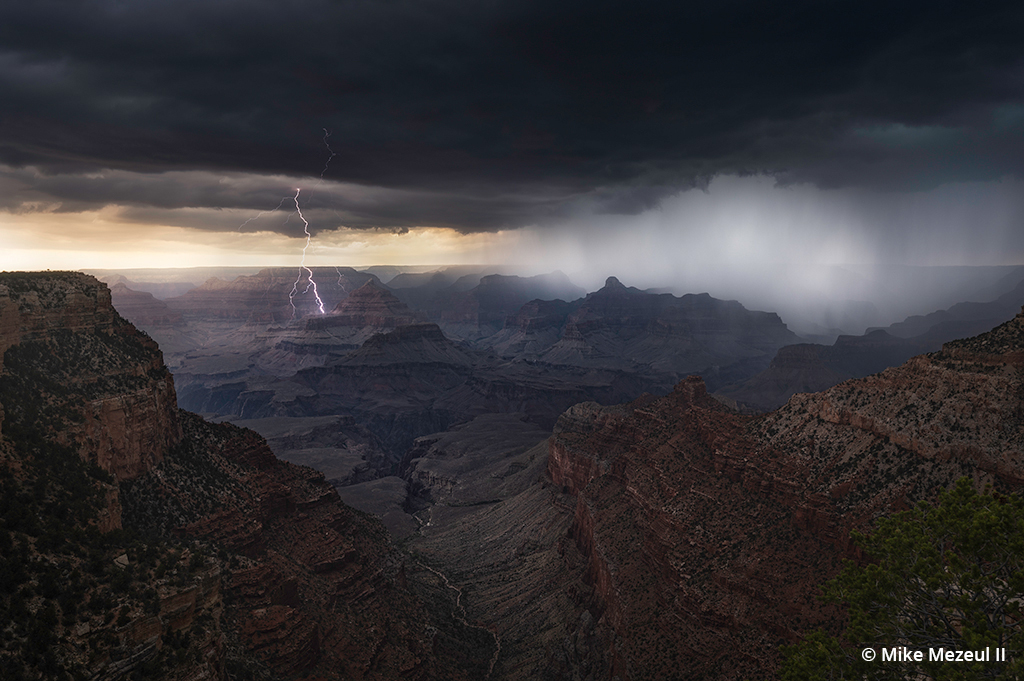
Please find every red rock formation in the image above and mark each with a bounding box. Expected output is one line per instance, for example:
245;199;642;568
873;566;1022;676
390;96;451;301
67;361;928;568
308;279;425;330
1;272;481;681
0;272;122;369
0;275;224;680
124;411;477;680
547;311;1024;679
0;273;182;515
70;558;226;681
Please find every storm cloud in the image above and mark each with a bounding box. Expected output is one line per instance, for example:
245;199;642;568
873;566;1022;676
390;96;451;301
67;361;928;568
1;0;1022;233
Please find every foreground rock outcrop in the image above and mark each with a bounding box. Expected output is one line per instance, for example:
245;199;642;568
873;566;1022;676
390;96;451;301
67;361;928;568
0;273;221;678
544;309;1024;679
0;273;182;485
0;273;487;680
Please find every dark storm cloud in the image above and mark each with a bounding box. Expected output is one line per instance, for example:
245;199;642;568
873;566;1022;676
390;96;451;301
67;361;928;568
1;0;1022;231
0;165;572;231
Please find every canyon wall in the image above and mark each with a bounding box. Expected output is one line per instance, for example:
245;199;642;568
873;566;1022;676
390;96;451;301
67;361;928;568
123;411;486;680
0;272;181;512
547;310;1024;679
0;273;485;680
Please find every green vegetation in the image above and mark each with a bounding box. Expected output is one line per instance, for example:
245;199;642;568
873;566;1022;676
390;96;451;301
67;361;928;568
0;442;215;680
782;478;1024;680
0;431;208;680
0;311;213;679
0;272;83;293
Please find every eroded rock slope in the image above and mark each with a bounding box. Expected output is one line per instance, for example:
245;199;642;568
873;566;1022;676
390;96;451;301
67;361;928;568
541;309;1024;679
0;272;488;680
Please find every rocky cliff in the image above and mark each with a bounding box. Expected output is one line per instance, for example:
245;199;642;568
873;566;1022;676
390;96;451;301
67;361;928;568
122;411;489;680
196;321;661;467
309;278;425;330
485;299;576;357
0;273;219;679
0;273;486;680
0;272;182;485
546;309;1024;679
486;276;799;392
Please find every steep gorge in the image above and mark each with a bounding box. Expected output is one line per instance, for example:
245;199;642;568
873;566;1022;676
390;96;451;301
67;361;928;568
543;310;1024;679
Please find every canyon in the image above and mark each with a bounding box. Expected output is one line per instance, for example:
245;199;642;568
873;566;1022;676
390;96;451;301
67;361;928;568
127;271;801;476
723;272;1024;411
406;307;1024;679
0;273;492;680
3;270;1023;680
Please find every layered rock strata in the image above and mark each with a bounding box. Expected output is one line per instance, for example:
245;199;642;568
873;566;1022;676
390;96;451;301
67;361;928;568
0;272;182;485
0;273;486;680
546;310;1024;679
484;276;799;392
189;322;660;468
309;278;425;330
0;273;218;679
124;411;486;680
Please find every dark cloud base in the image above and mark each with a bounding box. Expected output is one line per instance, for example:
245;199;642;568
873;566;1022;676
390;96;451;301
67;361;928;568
0;0;1022;231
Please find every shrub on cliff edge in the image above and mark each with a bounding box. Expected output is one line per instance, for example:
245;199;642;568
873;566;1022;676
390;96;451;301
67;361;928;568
782;478;1024;680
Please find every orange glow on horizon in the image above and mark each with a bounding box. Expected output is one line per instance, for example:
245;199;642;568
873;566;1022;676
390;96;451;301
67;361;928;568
0;206;511;271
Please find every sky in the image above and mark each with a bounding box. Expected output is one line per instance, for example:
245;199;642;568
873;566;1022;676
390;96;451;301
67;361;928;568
1;0;1023;310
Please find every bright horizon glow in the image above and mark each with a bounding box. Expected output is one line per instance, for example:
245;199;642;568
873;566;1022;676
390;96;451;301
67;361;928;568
0;206;506;271
3;175;1022;277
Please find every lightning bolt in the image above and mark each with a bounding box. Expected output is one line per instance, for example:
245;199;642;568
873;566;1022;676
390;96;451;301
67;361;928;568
319;128;337;181
237;195;290;232
237;129;338;320
289;187;326;318
302;128;338;206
